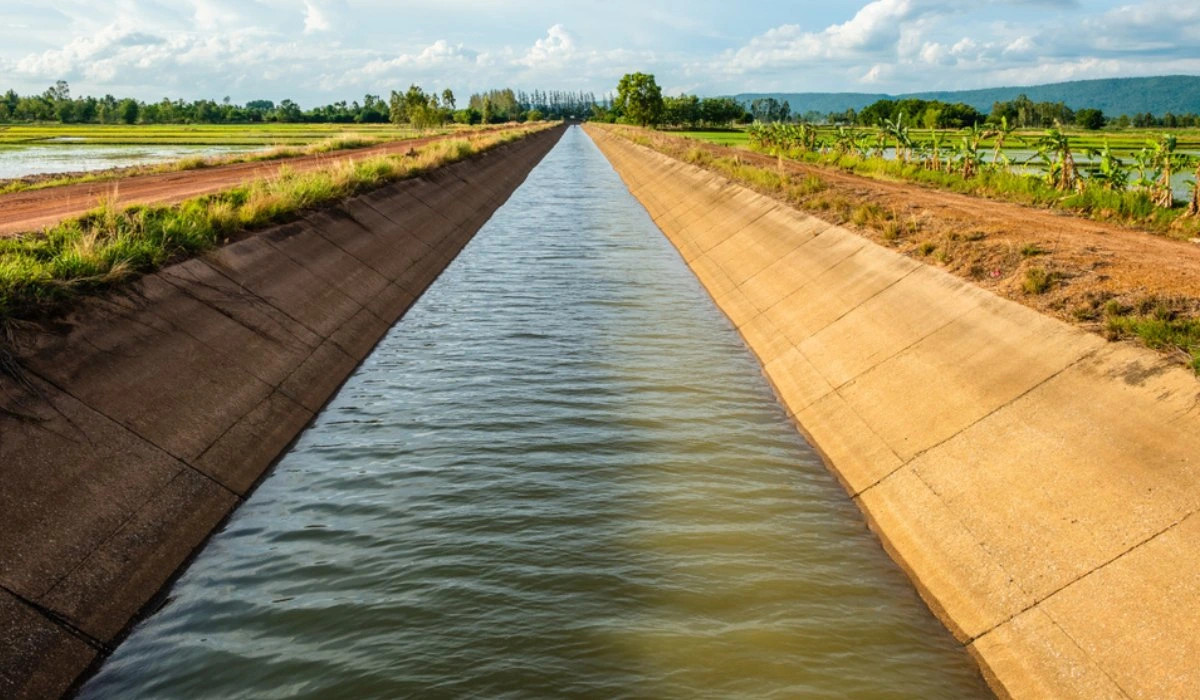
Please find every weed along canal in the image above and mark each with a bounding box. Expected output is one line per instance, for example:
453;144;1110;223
81;127;986;698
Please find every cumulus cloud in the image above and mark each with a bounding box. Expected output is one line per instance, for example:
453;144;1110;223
715;0;1200;91
303;1;332;34
518;24;576;67
1;1;1198;101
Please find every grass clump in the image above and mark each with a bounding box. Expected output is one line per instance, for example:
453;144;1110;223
1020;242;1049;257
0;127;546;319
1023;266;1056;295
1105;301;1200;373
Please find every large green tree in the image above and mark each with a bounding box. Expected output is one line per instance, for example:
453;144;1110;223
615;72;664;127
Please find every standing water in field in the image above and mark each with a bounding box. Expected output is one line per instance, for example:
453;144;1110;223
0;144;255;181
82;127;987;698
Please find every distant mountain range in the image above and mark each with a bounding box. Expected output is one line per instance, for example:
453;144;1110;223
734;75;1200;117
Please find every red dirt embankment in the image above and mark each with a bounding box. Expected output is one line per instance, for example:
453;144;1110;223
632;128;1200;335
0;128;518;236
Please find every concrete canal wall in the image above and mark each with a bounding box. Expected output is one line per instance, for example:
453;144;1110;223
587;124;1200;699
0;125;565;698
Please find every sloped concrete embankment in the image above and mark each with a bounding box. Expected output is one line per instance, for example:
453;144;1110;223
586;125;1200;699
0;125;565;699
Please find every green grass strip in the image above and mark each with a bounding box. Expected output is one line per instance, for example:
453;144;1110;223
0;126;546;320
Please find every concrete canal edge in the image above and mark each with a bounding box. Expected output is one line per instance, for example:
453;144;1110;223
0;125;566;699
585;124;1200;699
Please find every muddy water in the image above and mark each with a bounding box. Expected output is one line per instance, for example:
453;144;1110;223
81;127;988;699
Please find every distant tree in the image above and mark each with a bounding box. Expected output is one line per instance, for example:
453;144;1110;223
698;97;744;127
1075;108;1106;130
388;90;407;125
662;94;700;127
441;88;456;111
858;99;896;126
454;108;481;125
403;84;442;128
614;72;664;127
54;100;75;123
274;99;302;123
118;98;140;124
526;109;544;122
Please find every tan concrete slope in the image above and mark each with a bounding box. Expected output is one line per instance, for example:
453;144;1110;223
586;124;1200;699
0;126;566;699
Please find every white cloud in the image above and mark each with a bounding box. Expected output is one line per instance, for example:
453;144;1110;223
519;24;576;67
303;1;332;34
1;1;1198;101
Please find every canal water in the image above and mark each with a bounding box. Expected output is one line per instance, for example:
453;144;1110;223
81;127;987;698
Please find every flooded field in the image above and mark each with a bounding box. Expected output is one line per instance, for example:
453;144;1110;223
0;143;256;180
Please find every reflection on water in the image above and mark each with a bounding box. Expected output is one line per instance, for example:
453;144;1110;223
82;127;988;699
0;144;255;180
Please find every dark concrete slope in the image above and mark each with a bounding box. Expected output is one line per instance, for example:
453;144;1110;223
0;125;565;699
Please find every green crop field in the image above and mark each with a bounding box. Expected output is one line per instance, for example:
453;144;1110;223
674;130;752;147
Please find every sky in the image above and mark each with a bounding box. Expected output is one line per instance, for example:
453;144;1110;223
1;1;1198;105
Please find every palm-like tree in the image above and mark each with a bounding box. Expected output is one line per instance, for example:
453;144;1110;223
832;126;855;155
1149;134;1182;208
882;113;912;163
921;128;946;172
1187;158;1200;216
1084;141;1129;191
1034;127;1077;192
1131;147;1156;192
988;116;1019;170
854;132;874;158
956;131;984;179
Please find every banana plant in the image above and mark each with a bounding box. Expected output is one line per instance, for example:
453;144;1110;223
1130;147;1156;192
1187;157;1199;216
1084;141;1129;191
953;125;988;178
882;113;912;163
955;131;984;179
853;132;874;158
1148;134;1184;208
830;126;850;154
988;116;1019;170
924;128;945;172
1033;127;1077;192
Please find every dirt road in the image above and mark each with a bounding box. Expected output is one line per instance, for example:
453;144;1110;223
0;129;512;236
662;132;1200;326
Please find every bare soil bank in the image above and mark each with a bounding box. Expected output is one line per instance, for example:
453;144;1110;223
0;125;565;699
0;126;517;237
618;127;1200;366
588;124;1200;699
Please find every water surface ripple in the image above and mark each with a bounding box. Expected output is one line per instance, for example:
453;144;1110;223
83;127;987;699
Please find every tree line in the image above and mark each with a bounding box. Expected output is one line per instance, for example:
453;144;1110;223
608;73;1200;132
0;81;598;126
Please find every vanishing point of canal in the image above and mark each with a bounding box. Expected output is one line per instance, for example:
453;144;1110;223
81;127;988;698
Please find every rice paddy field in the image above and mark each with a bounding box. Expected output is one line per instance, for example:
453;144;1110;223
0;123;465;183
0;123;434;146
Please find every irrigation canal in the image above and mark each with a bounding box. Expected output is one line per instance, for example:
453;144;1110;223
80;127;988;698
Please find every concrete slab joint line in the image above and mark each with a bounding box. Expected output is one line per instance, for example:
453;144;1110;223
0;125;567;700
583;123;1200;700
